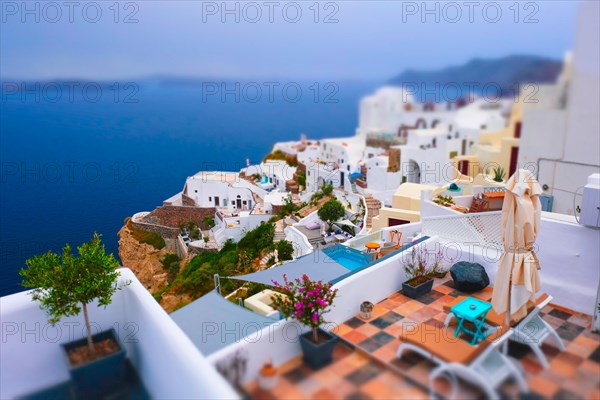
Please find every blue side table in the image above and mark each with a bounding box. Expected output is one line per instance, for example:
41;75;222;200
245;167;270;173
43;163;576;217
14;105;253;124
450;297;492;345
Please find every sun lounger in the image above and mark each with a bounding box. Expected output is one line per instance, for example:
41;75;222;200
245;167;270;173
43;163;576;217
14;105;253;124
397;324;527;399
443;293;564;369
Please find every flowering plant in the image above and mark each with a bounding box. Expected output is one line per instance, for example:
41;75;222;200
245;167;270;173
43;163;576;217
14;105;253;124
271;274;337;343
403;245;444;286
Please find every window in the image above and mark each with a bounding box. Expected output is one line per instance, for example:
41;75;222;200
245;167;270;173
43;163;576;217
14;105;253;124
209;197;212;201
195;190;198;193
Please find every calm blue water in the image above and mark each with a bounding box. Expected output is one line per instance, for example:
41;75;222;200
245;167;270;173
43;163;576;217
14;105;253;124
0;80;378;296
324;245;372;271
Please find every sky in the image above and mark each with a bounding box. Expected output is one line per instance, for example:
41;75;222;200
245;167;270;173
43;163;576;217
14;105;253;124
0;1;581;80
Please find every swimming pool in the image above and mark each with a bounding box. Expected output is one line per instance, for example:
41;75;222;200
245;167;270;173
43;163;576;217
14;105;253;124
324;245;372;271
259;176;269;185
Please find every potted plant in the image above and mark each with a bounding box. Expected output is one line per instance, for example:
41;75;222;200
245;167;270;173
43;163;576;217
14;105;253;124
401;245;438;299
430;252;450;279
257;359;278;390
271;274;338;369
19;233;130;396
492;166;506;183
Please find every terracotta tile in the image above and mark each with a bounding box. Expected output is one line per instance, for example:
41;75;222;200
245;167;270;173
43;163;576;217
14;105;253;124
433;283;453;294
278;356;303;374
327;378;357;398
567;340;597;359
379;298;402;310
363;304;387;319
521;355;544;374
548;357;578;378
388;292;412;304
543;314;569;330
375;370;409;391
312;366;341;386
407;306;440;323
572;334;599;351
328;359;359;377
372;340;399;363
343;352;371;369
360;376;394;398
295;376;322;397
355;323;381;338
568;312;592;328
311;388;338;400
395;300;427;315
529;375;559;398
578;359;600;376
332;343;354;362
332;324;353;337
271;378;307;399
342;330;367;345
383;322;404;337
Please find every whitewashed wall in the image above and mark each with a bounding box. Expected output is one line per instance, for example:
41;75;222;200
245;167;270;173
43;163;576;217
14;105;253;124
0;269;238;399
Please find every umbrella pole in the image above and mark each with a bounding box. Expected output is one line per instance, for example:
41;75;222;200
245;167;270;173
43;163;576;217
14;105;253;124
503;281;511;355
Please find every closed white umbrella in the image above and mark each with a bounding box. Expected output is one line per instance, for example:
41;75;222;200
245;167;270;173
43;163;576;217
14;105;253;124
491;169;543;325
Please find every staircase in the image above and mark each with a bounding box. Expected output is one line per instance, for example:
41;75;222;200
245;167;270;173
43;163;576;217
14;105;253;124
364;195;381;229
274;231;286;241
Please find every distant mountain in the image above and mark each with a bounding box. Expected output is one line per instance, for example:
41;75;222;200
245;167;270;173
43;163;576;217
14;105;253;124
389;55;563;102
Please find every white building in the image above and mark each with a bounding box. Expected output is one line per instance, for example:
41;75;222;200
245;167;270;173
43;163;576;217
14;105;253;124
518;1;600;216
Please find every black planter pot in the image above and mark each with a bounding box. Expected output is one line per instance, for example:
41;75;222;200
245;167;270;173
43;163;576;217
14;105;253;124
61;328;126;396
402;278;434;299
299;329;337;369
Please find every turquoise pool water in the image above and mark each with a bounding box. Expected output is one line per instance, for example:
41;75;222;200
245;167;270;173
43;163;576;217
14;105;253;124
324;245;372;271
260;176;269;184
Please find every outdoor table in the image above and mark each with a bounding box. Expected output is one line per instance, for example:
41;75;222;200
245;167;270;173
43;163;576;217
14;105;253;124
365;242;381;253
450;297;492;345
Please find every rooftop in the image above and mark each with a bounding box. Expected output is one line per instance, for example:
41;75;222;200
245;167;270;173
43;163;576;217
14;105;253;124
248;276;599;399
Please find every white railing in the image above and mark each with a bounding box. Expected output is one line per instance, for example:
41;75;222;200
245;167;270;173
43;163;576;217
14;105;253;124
284;226;313;257
422;211;503;249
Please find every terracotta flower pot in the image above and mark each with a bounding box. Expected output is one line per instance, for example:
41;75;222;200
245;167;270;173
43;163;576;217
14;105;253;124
258;361;278;390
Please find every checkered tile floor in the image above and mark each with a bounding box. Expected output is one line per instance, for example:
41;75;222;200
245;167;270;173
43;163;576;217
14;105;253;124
247;277;600;399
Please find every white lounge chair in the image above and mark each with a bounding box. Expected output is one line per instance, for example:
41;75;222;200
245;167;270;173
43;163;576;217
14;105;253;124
443;293;564;369
397;324;527;399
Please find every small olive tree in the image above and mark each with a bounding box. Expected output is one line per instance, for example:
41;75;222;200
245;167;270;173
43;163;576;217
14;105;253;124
318;199;346;232
20;233;127;356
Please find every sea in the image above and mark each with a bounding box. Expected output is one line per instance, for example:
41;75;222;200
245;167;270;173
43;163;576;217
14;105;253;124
0;79;379;296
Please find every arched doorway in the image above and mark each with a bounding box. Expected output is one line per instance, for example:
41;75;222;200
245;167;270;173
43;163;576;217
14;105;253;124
407;160;421;183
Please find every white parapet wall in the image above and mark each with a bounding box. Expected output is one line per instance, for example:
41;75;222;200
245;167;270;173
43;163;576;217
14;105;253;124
423;211;600;315
0;268;239;399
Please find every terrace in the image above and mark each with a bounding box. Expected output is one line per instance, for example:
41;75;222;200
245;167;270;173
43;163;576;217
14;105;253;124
247;276;599;399
209;210;599;399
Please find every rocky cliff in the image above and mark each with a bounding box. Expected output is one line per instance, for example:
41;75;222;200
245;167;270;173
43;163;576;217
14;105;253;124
118;224;172;294
118;224;195;313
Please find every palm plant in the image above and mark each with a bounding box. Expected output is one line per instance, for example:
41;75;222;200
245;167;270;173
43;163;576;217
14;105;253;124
493;166;506;182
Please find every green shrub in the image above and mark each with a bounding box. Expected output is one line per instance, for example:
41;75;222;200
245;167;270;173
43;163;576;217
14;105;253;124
161;253;181;279
130;227;166;250
276;240;294;261
203;217;215;229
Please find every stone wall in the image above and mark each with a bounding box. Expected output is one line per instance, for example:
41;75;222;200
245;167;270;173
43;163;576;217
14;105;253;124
131;220;179;239
142;205;216;230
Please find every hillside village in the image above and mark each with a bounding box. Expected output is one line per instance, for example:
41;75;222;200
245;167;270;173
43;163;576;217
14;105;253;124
118;49;597;314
